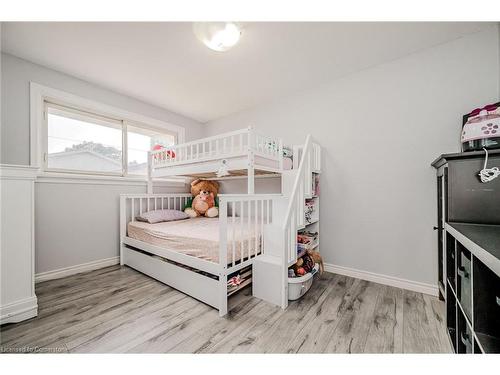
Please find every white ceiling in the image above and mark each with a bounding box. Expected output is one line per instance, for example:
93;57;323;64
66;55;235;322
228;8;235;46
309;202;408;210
1;22;493;123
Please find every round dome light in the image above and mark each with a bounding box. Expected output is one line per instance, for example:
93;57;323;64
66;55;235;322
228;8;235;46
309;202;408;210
193;22;242;52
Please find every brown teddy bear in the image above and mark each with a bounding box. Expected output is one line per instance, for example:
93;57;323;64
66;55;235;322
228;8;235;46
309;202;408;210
184;179;219;218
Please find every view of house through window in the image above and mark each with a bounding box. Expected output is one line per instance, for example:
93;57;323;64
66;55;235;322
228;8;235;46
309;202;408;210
46;104;176;176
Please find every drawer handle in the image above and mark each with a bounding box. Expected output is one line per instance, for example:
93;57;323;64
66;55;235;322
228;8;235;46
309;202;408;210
457;266;469;278
461;332;471;345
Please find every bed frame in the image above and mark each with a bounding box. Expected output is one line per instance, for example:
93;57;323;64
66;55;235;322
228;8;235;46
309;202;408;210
120;193;282;316
148;127;284;194
120;130;320;316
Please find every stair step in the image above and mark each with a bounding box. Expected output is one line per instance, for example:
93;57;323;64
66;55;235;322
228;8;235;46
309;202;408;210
255;254;281;266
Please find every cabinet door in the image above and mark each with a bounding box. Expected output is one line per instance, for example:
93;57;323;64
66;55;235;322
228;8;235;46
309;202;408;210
436;167;448;295
436;174;444;290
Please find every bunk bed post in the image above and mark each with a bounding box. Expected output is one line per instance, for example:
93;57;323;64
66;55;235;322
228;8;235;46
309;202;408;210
247;127;255;194
218;198;228;316
147;152;153;194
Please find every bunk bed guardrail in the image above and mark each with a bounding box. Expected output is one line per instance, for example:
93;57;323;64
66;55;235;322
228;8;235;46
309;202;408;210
149;127;284;168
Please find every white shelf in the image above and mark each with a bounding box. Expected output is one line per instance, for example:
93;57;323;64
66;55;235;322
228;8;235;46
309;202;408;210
297;240;319;258
305;218;319;226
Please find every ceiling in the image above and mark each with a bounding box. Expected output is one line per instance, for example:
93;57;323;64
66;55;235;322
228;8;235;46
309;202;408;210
1;22;493;123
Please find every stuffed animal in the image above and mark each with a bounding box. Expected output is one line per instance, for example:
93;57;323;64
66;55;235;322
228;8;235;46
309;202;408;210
307;249;324;275
184;179;219;218
152;145;175;161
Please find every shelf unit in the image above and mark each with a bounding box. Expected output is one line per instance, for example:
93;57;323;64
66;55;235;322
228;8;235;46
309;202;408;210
444;226;500;353
433;151;500;354
283;168;320;273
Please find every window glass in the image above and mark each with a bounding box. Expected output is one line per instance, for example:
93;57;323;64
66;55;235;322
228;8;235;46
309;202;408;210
47;107;123;174
127;125;175;175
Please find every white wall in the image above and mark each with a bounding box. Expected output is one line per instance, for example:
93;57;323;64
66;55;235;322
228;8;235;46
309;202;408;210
205;26;500;286
1;53;204;274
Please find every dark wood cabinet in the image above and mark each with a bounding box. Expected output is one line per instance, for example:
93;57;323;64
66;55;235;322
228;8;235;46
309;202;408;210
433;150;500;354
436;167;448;300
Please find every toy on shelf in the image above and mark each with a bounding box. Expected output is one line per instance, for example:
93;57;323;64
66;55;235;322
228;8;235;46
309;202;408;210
304;198;318;224
312;173;320;196
297;231;318;256
290;249;323;278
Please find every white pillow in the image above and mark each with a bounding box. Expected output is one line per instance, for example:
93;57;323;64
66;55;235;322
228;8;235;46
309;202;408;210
136;209;189;224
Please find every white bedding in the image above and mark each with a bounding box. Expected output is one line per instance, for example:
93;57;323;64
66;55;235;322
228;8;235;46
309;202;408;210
127;217;261;264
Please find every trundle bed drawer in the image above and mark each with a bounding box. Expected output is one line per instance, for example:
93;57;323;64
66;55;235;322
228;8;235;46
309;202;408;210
123;247;220;309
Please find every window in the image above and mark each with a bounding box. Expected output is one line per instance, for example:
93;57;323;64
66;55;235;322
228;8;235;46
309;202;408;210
43;101;177;178
47;105;123;174
127;125;175;176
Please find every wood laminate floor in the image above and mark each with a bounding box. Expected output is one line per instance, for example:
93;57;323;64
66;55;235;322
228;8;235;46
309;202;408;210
0;265;451;353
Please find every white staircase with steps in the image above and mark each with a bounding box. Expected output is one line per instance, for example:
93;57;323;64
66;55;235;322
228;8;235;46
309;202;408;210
253;135;321;308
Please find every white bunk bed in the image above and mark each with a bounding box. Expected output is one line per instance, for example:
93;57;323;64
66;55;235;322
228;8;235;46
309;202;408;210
120;129;321;317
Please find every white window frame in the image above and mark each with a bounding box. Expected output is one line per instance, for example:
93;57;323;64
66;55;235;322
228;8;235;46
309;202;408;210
30;82;185;183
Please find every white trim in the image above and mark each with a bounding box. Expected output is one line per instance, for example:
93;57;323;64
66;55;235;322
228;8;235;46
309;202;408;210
35;172;186;187
324;263;439;297
0;164;38;179
35;256;120;283
0;296;38;325
29;82;186;170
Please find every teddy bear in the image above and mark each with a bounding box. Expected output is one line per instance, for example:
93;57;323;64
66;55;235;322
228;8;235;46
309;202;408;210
184;179;219;218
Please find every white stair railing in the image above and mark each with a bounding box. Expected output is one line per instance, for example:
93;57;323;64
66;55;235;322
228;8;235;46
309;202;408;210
282;135;313;267
279;134;313;308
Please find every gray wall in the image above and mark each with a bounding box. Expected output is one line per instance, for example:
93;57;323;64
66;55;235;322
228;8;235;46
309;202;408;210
1;53;204;165
34;181;188;274
1;53;204;274
204;26;500;286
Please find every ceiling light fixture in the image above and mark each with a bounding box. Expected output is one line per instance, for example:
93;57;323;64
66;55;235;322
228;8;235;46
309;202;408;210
193;22;242;52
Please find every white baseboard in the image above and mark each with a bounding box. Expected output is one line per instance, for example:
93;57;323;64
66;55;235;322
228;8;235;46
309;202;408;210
324;263;439;297
0;295;38;324
35;256;120;283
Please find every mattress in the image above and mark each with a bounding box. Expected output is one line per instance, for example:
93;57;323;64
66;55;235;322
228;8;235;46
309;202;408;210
127;217;261;264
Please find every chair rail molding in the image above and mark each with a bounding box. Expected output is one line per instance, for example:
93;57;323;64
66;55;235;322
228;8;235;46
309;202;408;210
0;164;38;324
